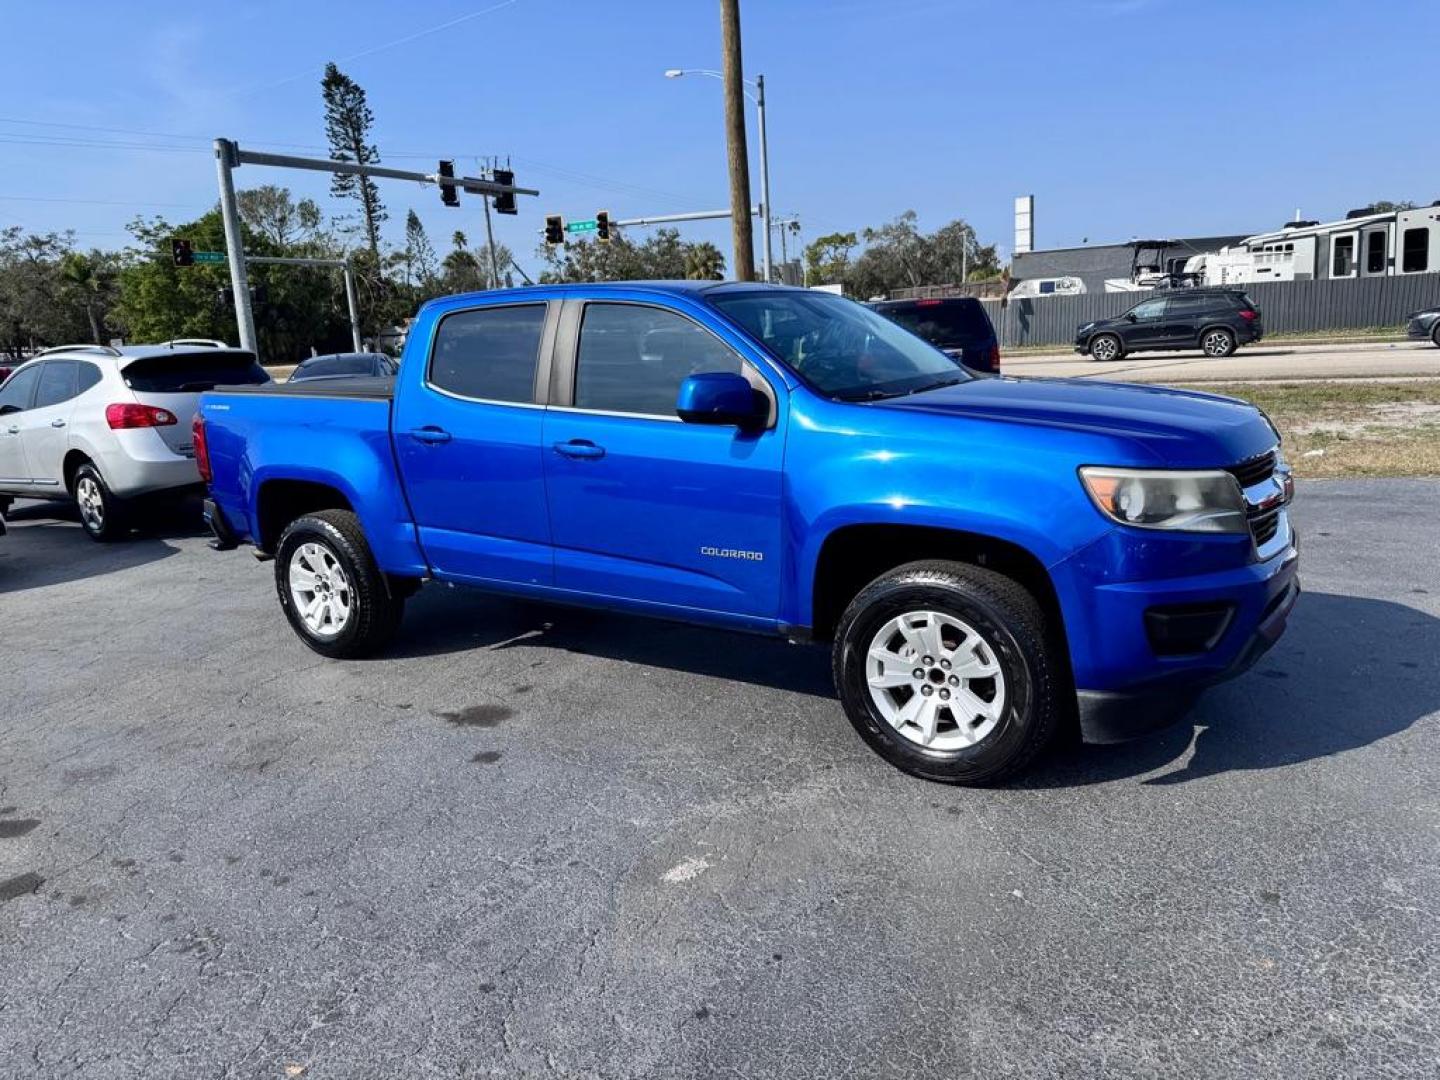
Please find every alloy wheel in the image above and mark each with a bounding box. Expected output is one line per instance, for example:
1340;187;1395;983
1091;336;1118;361
865;610;1007;750
1203;330;1233;357
288;542;354;638
76;476;104;532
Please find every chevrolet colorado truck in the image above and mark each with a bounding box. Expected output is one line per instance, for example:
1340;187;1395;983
196;282;1299;785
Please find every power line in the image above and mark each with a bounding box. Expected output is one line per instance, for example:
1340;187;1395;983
226;0;527;99
0;194;207;209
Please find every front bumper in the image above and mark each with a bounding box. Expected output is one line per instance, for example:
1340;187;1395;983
1406;317;1438;341
1056;515;1300;744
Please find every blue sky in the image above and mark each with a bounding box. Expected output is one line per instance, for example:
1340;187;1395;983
3;0;1437;276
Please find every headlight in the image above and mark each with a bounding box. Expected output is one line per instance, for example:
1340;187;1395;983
1079;467;1247;534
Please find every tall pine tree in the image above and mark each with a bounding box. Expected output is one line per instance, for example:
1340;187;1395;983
321;62;387;260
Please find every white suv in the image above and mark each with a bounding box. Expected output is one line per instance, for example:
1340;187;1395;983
0;343;270;541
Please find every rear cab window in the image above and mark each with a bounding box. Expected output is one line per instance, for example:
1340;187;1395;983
123;351;268;393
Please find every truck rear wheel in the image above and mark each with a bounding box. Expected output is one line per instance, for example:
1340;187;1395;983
274;510;404;658
832;560;1060;785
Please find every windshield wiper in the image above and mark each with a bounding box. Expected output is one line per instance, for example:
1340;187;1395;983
902;376;967;396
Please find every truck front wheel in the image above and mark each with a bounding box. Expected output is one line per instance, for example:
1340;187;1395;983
832;560;1060;785
274;510;404;658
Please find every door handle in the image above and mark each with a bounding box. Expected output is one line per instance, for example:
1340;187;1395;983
408;426;452;445
4;426;17;435
51;419;66;428
552;439;605;460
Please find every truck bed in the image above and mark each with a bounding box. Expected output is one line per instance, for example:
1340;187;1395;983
219;375;396;400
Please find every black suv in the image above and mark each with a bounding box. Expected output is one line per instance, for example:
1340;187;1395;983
868;297;1001;373
1075;289;1262;361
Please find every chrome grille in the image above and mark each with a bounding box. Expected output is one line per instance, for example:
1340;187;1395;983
1226;450;1276;489
1250;507;1281;547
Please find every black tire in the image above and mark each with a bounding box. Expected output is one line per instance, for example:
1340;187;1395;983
274;509;405;658
72;462;129;542
1088;333;1123;362
1200;326;1236;358
1431;323;1440;349
832;560;1060;786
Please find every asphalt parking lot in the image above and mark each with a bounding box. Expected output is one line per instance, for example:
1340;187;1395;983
1006;340;1438;383
2;482;1438;1079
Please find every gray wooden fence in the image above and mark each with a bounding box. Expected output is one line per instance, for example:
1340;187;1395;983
981;274;1440;348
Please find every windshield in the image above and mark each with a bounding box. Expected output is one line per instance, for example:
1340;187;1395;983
709;291;970;400
296;353;382;379
874;300;993;348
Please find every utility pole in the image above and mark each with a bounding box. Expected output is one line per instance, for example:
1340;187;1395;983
214;139;257;355
754;73;772;282
719;0;755;281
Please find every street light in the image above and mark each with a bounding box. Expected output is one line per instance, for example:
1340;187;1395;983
665;68;773;282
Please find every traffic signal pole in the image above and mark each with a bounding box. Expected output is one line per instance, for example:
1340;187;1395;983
214;139;258;354
247;256;363;353
212;137;538;358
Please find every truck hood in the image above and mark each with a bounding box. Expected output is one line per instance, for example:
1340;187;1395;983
872;376;1277;467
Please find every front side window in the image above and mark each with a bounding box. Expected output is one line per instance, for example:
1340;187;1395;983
33;360;79;409
709;290;968;401
0;363;42;413
1332;236;1355;276
574;303;744;416
1130;299;1166;320
429;304;547;403
1402;228;1429;273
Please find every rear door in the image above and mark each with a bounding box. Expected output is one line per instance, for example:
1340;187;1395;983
20;360;82;488
541;298;784;621
0;363;43;489
393;301;557;586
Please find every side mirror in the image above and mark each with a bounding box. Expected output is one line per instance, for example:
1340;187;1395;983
1124;313;1138;322
0;404;20;416
676;372;761;427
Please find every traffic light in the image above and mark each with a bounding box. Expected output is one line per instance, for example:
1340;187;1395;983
595;211;611;243
438;160;459;207
171;238;194;267
544;215;564;246
492;168;517;215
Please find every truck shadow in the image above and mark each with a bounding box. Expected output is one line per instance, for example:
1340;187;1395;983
0;500;204;594
1023;591;1440;787
392;586;837;698
390;587;1437;785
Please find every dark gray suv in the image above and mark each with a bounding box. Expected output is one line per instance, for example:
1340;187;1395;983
1075;289;1263;361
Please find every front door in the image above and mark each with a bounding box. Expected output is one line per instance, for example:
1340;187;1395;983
542;299;785;622
393;301;556;587
1120;297;1170;351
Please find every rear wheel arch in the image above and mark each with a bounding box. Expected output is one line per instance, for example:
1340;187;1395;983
255;479;354;553
62;449;94;493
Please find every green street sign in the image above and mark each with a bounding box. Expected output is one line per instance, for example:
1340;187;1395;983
565;219;597;234
192;251;227;264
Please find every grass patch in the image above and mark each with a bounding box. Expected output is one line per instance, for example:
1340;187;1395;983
1175;380;1440;478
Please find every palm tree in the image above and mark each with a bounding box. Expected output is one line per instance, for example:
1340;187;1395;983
684;242;726;281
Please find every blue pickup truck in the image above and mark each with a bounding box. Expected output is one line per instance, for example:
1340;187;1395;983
196;282;1298;784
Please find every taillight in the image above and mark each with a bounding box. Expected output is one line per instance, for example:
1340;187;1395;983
989;343;1001;372
1238;309;1258;321
106;403;177;429
916;298;942;307
192;413;212;484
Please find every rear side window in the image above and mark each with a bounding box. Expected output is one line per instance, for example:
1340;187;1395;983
877;300;993;347
123;351;268;393
429;304;547;403
76;362;103;394
33;360;79;409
